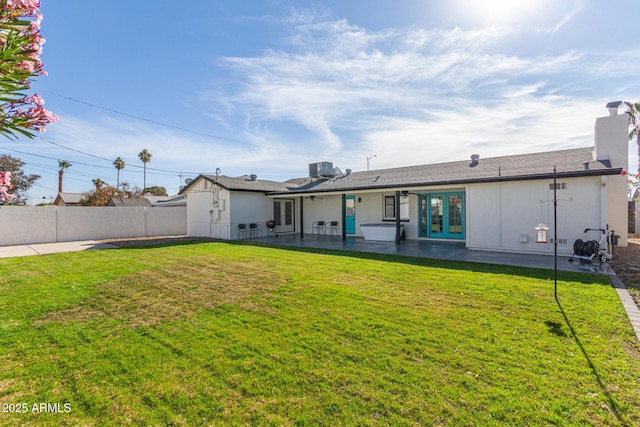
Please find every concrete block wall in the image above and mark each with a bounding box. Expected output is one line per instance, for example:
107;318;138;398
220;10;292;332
0;205;186;246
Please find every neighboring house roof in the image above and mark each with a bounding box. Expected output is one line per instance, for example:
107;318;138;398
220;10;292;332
53;192;83;206
144;196;170;204
270;147;621;195
152;195;186;207
180;174;295;194
108;197;152;207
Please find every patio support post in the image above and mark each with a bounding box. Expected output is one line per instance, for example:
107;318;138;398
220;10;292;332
341;193;347;242
300;196;304;240
395;191;401;244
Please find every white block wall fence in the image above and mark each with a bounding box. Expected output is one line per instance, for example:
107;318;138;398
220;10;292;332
0;205;187;246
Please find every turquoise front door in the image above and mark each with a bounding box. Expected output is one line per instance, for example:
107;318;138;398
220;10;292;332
345;195;356;234
419;192;465;239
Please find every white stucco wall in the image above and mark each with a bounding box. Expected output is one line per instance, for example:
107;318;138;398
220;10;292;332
187;189;275;240
467;177;602;255
186;189;233;239
0;205;186;246
300;195;341;234
0;206;57;245
229;192;274;238
57;207;147;241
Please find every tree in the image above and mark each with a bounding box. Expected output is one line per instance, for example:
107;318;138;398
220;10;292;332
113;156;125;189
57;159;71;193
626;101;640;175
80;184;118;206
0;1;58;139
138;148;152;191
0;154;39;204
622;170;640;217
144;185;167;196
91;177;106;189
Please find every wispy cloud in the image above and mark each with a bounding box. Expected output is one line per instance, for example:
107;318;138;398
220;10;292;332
209;8;634;172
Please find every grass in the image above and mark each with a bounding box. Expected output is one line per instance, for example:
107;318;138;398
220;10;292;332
0;241;639;426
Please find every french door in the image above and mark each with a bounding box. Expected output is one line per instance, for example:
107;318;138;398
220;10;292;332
419;192;465;239
273;199;295;233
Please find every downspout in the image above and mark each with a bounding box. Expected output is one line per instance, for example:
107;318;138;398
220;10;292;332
299;196;304;240
341;194;347;242
395;191;401;244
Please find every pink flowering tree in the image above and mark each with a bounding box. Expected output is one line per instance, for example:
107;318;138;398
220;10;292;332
0;0;58;139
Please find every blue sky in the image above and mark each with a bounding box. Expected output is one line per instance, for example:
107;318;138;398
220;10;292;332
8;0;640;203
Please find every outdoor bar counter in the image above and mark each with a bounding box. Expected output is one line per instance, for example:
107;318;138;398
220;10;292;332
359;223;404;241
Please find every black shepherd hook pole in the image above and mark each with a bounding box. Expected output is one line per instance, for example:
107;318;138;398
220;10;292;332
540;166;571;301
553;166;558;300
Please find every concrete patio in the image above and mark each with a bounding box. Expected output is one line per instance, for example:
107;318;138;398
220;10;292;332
251;234;615;275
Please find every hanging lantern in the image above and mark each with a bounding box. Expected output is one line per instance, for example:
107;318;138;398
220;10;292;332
535;223;549;243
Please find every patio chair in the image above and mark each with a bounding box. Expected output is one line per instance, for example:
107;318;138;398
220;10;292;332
238;223;249;240
312;221;326;236
249;223;263;238
328;221;339;236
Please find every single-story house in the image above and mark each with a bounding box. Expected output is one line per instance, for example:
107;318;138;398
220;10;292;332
53;192;83;206
181;105;630;254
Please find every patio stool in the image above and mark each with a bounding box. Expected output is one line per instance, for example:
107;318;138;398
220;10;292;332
249;223;263;238
312;221;326;236
328;221;339;235
238;223;249;240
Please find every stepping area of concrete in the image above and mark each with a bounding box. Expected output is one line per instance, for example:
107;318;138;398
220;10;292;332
0;240;117;258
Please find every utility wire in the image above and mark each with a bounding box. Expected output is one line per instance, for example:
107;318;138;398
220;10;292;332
36;136;203;175
40;90;318;157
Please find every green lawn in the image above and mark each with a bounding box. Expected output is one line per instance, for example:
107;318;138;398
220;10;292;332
0;241;639;426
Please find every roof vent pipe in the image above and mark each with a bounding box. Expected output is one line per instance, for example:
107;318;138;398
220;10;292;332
470;154;480;167
250;174;257;181
346;168;352;175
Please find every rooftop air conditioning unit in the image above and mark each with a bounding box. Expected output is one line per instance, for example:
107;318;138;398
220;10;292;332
309;161;334;178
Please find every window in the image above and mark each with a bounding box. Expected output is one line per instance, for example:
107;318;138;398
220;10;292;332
383;194;409;220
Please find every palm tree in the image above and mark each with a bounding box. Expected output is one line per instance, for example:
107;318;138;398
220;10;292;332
92;178;105;189
626;101;640;174
113;157;125;189
138;148;152;191
57;160;71;193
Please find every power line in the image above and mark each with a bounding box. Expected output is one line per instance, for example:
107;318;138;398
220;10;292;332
40;90;318;157
36;136;203;176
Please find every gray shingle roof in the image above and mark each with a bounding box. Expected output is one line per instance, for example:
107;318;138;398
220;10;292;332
271;147;620;195
108;197;152;207
54;192;84;205
181;147;621;197
204;175;297;193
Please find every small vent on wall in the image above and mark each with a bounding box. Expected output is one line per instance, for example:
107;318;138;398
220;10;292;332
550;238;568;245
549;182;567;190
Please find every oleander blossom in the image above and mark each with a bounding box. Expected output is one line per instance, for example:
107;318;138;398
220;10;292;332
2;93;59;134
0;0;57;138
